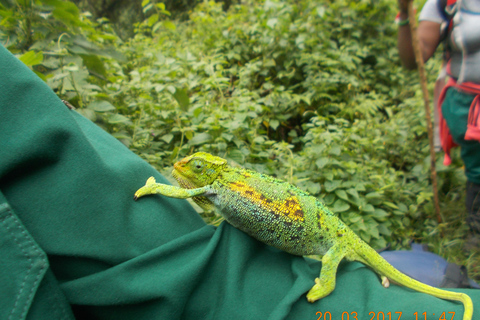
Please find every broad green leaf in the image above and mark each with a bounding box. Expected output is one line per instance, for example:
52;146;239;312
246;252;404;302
267;18;277;28
162;133;174;144
324;180;341;192
383;201;399;210
143;3;153;13
409;209;421;219
333;199;350;212
222;133;234;142
366;192;383;199
392;210;405;216
33;70;46;81
397;203;408;213
163;20;176;31
147;14;159;27
323;172;334;181
108;114;131;124
360;231;371;243
185;131;193;140
43;0;81;27
228;149;245;164
171;147;179;160
366;223;380;239
329;146;341;156
323;193;336;205
153;22;163;33
253;136;265;144
360;204;375;212
306;182;321;194
335;189;348;201
69;35;102;55
19;51;43;66
88;101;115;112
269;119;280;130
347;214;362;224
346;188;359;199
188;132;211;146
69;36;126;62
371;208;389;221
378;224;392;236
172;88;189;111
315;158;329;169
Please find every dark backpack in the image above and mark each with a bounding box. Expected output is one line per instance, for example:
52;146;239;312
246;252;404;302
437;0;457;41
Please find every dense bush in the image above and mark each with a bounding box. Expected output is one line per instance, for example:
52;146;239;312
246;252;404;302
1;0;466;250
105;0;445;248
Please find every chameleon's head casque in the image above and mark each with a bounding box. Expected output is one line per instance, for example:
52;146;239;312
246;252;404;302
172;152;227;188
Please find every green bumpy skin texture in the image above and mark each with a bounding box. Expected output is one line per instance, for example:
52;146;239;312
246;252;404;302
134;152;473;320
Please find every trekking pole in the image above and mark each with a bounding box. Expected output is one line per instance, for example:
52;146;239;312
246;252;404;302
407;0;443;223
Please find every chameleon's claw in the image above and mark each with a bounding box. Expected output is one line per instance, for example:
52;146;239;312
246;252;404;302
381;276;390;288
133;190;144;201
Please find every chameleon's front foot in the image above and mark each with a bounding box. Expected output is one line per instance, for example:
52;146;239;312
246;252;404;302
306;277;332;303
133;176;158;200
134;176;209;201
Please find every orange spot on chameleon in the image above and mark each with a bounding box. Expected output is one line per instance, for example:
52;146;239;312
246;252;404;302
229;181;304;221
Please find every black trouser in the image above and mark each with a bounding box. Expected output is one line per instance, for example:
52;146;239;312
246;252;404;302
466;181;480;233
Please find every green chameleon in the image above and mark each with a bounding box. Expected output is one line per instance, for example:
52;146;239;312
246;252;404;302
134;152;473;320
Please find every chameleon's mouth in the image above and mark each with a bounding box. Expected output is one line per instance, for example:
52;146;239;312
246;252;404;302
172;168;196;189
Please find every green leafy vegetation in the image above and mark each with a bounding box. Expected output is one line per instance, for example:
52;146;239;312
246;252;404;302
1;0;478;280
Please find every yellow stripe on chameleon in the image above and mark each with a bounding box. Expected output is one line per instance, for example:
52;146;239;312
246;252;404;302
229;181;304;221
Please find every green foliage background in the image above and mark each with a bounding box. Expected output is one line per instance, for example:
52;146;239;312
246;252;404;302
1;0;477;276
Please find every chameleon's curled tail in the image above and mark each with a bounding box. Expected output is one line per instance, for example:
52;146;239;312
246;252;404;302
357;244;473;320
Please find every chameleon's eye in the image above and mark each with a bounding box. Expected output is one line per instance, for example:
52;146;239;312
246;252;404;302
192;160;204;173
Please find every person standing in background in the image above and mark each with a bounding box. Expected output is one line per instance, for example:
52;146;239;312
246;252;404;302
396;0;480;250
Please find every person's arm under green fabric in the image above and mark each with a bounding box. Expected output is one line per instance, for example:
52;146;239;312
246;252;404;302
0;44;478;320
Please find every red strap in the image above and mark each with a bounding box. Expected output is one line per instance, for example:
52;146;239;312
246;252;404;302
465;96;480;140
438;77;480;165
438;78;457;165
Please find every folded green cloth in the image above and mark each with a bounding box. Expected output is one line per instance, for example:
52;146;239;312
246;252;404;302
0;44;478;320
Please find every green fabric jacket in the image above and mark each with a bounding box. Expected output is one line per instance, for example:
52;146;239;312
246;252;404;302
0;44;478;320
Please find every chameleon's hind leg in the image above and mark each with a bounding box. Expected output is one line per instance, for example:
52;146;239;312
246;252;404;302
352;255;390;288
306;244;348;302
